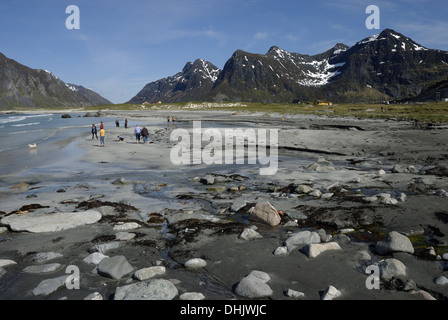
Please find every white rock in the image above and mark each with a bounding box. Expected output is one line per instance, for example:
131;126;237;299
378;258;406;280
301;242;342;258
379;193;398;205
33;252;63;264
375;231;414;255
0;227;7;234
133;266;166;281
378;169;387;176
250;202;281;226
0;259;17;268
309;190;322;198
284;289;305;298
295;184;313;194
239;228;263;240
321;193;334;199
83;252;109;265
115;232;136;241
113;222;141;231
179;292;206;300
32;275;69;296
114;279;178;300
1;210;102;233
184;258;207;269
284;230;321;252
273;246;288;255
84;292;103;300
321;285;342;300
23;263;61;274
434;276;448;285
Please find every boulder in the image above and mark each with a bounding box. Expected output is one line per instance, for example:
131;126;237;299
234;270;273;298
239;228;263;240
320;285;342;300
250;202;281;226
301;242;342;258
32;275;69;296
284;230;321;252
375;231;414;255
378;258;406;280
1;210;102;233
97;255;134;280
114;279;178;300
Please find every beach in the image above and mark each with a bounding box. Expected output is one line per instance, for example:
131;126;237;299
0;108;448;301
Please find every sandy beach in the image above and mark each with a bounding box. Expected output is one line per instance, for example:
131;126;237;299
1;109;448;303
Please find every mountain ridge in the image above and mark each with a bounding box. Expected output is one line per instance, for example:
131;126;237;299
129;29;448;104
0;52;112;109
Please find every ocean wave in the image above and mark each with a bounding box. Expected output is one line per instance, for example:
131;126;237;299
11;122;40;127
0;114;53;124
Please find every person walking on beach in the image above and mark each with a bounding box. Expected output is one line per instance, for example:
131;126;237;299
141;126;149;144
100;127;106;147
125;118;128;129
134;125;142;144
115;119;120;127
91;124;98;140
100;121;104;130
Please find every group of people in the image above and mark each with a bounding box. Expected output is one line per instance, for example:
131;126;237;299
91;119;150;146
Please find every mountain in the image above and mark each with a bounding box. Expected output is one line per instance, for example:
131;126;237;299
128;59;220;104
0;52;112;109
129;29;448;104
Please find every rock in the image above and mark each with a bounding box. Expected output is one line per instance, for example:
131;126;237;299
61;114;71;118
89;241;120;254
84;292;103;300
0;259;17;267
295;184;313;194
284;230;321;252
114;279;178;300
206;186;227;193
184;258;207;269
239;228;263;240
1;210;102;233
230;199;247;212
442;253;448;260
317;228;332;242
378;193;398;205
10;183;29;191
284;289;305;299
97;255;134;280
83;252;108;265
273;246;288;255
378;169;387;176
179;292;206;300
301;242;342;258
250;202;281;226
112;178;128;185
200;175;215;185
115;232;136;241
133;266;166;281
321;285;342;300
0;227;7;234
23;263;62;274
33;252;63;264
321;193;334;199
32;275;69;296
363;196;378;203
113;222;140;230
435;189;448;197
309;190;322;198
434;276;448;285
234;270;273;298
378;258;406;280
375;231;414;255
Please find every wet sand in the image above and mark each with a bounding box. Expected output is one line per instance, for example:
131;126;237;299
1;109;448;303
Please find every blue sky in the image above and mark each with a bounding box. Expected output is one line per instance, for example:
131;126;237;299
1;0;447;104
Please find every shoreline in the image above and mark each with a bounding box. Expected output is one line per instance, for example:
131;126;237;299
0;110;448;300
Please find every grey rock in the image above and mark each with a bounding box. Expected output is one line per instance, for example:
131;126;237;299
378;258;406;280
133;266;166;281
434;276;448;285
83;252;108;265
273;246;288;255
184;258;207;269
234;270;273;298
301;242;342;258
320;285;342;300
97;255;134;280
250;202;281;226
375;231;414;255
0;210;102;233
284;289;305;298
32;275;69;296
23;263;62;274
239;228;263;240
114;279;178;300
33;252;63;264
84;292;103;300
179;292;206;300
284;230;321;252
89;241;120;254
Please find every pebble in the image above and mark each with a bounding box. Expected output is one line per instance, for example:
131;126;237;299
284;289;305;299
32;275;69;296
97;255;134;280
84;292;103;300
301;242;342;258
239;228;263;240
184;258;207;269
179;292;206;300
89;241;120;255
33;252;63;264
434;276;448;285
114;279;178;300
378;258;407;280
23;263;62;274
284;230;321;252
83;252;108;265
133;266;166;281
113;222;141;231
0;259;17;268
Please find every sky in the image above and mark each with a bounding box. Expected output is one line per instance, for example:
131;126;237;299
1;0;448;104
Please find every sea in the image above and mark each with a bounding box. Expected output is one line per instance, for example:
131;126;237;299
0;112;115;177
